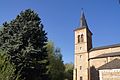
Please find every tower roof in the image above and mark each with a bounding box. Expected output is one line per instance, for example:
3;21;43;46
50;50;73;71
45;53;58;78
74;10;92;35
80;10;88;28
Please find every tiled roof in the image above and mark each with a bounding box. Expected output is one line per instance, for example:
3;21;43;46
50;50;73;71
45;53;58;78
74;27;86;31
90;52;120;59
74;27;92;35
90;43;120;51
98;58;120;70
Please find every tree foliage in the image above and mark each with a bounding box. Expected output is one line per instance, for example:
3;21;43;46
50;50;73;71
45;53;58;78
0;9;49;80
47;41;65;80
64;63;73;80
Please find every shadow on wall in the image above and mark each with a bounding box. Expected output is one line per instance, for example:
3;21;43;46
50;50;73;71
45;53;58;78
90;66;99;80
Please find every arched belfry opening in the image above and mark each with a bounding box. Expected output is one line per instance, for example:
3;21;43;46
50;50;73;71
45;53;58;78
77;34;84;43
81;34;84;42
78;35;80;43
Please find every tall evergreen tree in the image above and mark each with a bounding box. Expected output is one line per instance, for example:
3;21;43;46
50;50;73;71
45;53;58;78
0;9;49;80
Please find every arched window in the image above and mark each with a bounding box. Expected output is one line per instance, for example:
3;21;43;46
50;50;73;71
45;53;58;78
78;35;80;43
81;34;84;42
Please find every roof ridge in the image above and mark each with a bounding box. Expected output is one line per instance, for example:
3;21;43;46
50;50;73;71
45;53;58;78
89;52;120;59
90;43;120;51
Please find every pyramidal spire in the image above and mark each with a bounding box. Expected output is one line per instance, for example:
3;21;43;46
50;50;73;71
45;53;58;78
80;9;88;28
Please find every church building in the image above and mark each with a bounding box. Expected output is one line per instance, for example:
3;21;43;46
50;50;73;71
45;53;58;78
73;11;120;80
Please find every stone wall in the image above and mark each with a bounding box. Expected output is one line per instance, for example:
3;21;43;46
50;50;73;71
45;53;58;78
99;69;120;80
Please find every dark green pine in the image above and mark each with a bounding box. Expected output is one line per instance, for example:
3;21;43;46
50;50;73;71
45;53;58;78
0;9;49;80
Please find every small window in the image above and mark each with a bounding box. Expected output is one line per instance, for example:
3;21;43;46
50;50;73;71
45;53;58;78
80;55;82;58
80;66;82;70
78;35;80;43
80;47;82;50
80;76;83;80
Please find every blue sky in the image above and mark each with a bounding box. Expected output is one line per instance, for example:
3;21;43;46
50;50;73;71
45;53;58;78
0;0;120;63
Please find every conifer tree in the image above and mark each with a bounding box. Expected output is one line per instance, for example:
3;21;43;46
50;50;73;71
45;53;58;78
0;9;49;80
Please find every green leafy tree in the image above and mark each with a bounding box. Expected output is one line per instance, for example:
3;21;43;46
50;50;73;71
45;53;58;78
64;63;73;80
0;9;49;80
47;41;65;80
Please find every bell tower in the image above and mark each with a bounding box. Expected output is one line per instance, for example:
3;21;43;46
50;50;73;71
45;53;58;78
73;11;92;80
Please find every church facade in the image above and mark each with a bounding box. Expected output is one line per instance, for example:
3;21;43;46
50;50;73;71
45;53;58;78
73;12;120;80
